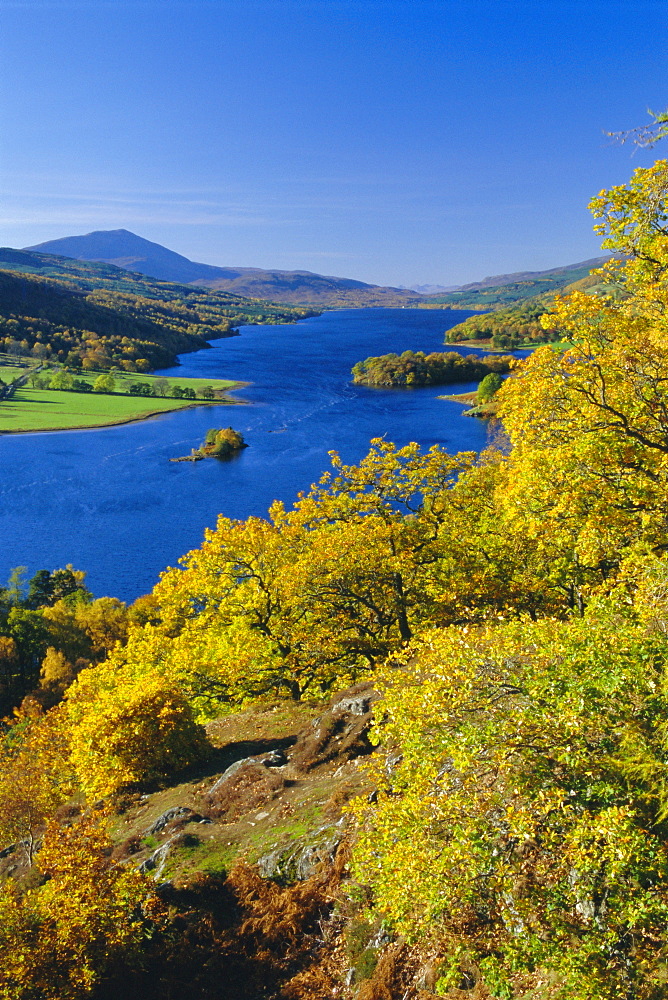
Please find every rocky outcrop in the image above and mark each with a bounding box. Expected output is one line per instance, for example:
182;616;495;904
289;682;379;772
257;818;347;884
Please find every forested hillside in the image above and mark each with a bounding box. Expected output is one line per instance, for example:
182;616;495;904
2;161;668;1000
0;249;315;370
444;271;610;348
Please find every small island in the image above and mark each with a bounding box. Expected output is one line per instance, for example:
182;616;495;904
171;426;248;462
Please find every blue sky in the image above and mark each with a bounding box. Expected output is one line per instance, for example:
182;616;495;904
1;0;666;286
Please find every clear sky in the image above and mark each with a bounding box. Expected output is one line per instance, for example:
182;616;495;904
1;0;666;286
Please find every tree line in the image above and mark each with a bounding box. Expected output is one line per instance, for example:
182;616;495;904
28;367;218;400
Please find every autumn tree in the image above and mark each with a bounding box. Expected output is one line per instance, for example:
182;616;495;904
353;577;668;999
0;812;150;999
491;161;668;612
65;663;208;798
0;708;74;864
351;158;668;999
146;440;477;703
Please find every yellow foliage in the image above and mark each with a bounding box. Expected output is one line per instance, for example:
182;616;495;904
0;708;74;863
40;646;74;688
0;813;149;999
65;662;208;798
352;595;668;998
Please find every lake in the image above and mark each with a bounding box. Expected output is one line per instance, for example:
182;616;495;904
0;308;501;601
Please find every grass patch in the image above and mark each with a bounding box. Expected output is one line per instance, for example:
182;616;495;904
0;382;241;433
0;365;33;382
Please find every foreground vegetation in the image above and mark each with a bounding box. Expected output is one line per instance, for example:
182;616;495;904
1;160;668;998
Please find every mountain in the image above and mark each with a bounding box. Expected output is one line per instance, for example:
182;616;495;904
423;255;613;310
24;230;420;308
22;230;613;311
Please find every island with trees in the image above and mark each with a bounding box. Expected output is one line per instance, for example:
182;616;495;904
171;426;247;462
351;348;514;387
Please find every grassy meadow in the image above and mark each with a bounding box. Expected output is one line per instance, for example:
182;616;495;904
0;364;243;433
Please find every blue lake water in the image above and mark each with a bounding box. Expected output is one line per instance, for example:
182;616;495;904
0;308;502;601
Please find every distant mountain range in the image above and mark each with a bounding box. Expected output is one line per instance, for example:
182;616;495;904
23;229;612;312
24;231;421;308
423;256;613;310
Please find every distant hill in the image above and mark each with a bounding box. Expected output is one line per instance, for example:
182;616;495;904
423;256;613;310
25;230;420;308
0;247;314;370
451;257;610;292
444;271;615;350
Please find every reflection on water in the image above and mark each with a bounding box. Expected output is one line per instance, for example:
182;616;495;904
0;309;498;600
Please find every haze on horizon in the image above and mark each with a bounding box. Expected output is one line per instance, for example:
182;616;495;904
1;0;666;288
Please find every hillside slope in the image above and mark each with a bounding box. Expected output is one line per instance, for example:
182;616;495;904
444;271;611;348
424;254;612;309
0;248;314;369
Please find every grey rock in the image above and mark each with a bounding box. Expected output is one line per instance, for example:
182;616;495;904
208;748;287;798
208;757;256;796
332;694;371;716
146;806;195;836
140;837;175;878
257;822;344;883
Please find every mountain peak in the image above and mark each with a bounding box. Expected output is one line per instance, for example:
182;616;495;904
21;230;419;307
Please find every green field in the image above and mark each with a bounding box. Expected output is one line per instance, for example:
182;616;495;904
0;361;35;382
0;379;242;433
0;367;27;382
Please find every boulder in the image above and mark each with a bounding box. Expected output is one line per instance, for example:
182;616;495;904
145;806;199;836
